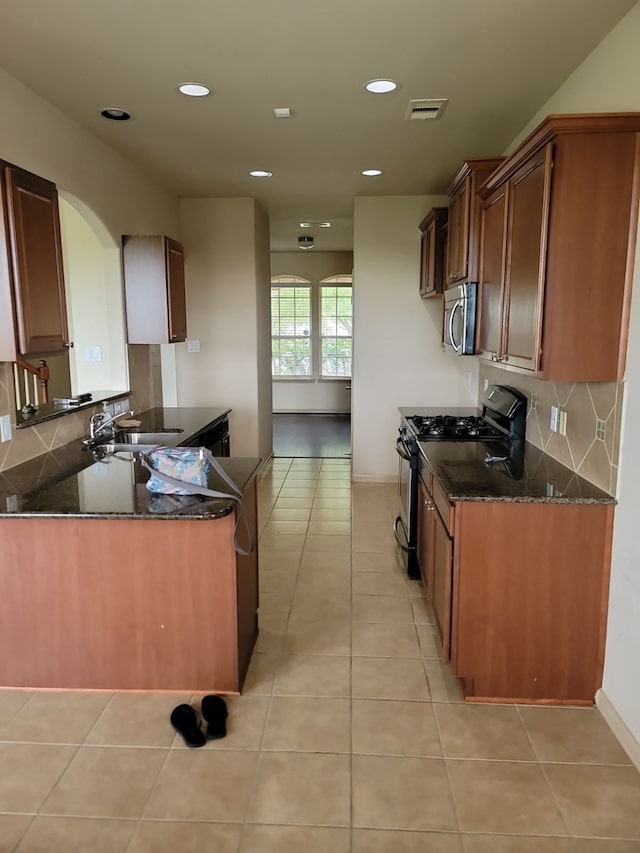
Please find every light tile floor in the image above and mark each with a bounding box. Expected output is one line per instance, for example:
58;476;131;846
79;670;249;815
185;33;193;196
1;457;640;851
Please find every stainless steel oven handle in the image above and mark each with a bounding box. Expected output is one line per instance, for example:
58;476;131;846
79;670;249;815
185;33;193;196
393;515;409;552
448;300;463;353
395;437;412;461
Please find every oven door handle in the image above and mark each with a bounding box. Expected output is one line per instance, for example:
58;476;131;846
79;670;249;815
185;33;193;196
395;437;412;461
393;515;409;552
448;300;463;354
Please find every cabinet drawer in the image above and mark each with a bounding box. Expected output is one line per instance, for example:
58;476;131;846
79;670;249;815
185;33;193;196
431;477;454;534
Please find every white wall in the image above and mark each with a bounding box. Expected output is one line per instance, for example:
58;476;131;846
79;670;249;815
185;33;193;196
271;251;354;414
352;196;478;482
58;198;128;394
503;0;640;747
0;68;178;242
0;65;179;428
176;198;272;460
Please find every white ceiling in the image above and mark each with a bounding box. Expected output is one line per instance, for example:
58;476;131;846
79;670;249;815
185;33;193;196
0;0;635;251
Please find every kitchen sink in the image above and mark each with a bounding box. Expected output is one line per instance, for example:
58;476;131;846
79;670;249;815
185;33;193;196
113;429;183;444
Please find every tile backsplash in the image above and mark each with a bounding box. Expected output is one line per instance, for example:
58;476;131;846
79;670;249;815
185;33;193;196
0;344;162;474
480;364;622;495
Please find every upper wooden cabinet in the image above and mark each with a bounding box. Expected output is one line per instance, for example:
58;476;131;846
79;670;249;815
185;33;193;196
122;236;187;344
0;164;69;359
476;113;640;381
419;207;448;298
445;157;505;287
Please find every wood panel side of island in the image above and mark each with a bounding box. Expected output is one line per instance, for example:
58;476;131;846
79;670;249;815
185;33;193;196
0;509;257;692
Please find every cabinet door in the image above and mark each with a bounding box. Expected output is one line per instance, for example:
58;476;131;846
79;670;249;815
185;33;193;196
446;179;469;285
417;477;435;599
502;147;551;371
165;237;187;342
476;185;508;361
4;167;68;355
432;507;453;661
419;222;436;297
419;208;447;298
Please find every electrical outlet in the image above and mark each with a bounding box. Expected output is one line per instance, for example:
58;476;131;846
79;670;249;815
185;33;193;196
558;407;567;436
187;340;201;353
550;405;559;432
113;400;123;415
596;418;606;441
530;393;537;411
0;415;12;442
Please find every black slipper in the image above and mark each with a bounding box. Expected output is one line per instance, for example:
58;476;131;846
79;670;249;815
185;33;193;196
170;703;206;748
201;695;228;740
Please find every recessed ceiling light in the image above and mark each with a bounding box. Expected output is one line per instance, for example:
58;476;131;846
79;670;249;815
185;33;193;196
364;79;399;94
362;169;382;177
178;82;211;97
249;170;272;178
319;222;331;228
273;107;292;118
100;108;131;121
299;222;312;228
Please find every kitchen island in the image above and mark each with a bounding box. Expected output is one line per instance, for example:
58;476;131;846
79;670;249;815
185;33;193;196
0;407;261;694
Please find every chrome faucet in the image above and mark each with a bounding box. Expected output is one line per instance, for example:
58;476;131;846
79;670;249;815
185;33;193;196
88;409;134;440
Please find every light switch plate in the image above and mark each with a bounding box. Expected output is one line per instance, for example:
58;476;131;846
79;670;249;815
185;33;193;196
0;414;12;442
84;345;102;362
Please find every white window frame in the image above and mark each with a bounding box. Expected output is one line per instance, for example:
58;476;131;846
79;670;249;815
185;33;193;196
271;276;313;380
271;273;353;381
319;276;353;380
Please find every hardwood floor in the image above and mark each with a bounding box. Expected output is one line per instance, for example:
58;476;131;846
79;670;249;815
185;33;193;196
272;413;351;458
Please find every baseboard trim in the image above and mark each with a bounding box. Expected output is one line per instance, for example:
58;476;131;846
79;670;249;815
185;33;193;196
351;474;396;484
596;688;640;770
272;409;351;415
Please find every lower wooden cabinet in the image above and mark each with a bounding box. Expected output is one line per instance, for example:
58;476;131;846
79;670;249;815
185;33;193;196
417;462;613;704
418;475;453;661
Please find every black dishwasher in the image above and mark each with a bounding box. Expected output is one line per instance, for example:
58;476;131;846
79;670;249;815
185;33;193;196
184;417;230;456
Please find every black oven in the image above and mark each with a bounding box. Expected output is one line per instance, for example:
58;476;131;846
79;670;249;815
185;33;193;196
394;427;420;578
394;385;527;578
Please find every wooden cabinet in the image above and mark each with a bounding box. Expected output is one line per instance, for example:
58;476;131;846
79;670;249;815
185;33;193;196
419;207;448;297
0;163;69;359
122;235;187;344
417;474;453;661
417;453;614;704
476;113;640;381
0;479;259;693
445;158;505;287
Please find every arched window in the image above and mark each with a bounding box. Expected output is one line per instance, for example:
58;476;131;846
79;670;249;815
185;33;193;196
319;275;352;377
270;274;352;379
270;275;312;377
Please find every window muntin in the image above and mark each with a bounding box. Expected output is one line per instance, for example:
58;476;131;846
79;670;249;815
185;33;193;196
320;285;352;377
271;282;312;377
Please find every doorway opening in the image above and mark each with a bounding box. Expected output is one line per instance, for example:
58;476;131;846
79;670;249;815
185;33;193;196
272;413;351;458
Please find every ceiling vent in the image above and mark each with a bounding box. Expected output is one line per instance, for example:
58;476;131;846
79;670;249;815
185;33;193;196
298;236;314;250
405;98;448;121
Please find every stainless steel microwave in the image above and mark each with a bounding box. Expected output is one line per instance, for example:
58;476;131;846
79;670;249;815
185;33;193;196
443;282;477;355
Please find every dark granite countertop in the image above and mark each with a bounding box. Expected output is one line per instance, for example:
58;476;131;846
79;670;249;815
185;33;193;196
0;406;262;519
418;439;615;505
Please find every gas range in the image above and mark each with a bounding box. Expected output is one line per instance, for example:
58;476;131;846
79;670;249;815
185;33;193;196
402;385;528;444
395;385;528;579
405;414;505;441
